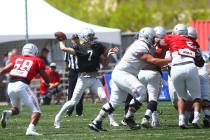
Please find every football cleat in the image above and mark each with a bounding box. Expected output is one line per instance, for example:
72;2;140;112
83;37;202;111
1;111;9;128
151;111;160;128
110;121;119;127
88;121;107;132
151;120;160;128
192;118;202;129
124;117;141;130
121;119;127;126
26;128;42;136
141;117;151;128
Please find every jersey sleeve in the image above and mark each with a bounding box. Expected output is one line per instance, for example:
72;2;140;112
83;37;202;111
37;57;46;71
74;45;82;56
163;35;171;46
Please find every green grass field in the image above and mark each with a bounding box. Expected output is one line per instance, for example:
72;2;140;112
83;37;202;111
0;101;210;140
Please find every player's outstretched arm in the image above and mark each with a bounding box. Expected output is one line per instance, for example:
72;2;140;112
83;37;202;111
139;53;171;67
59;41;76;55
0;63;14;75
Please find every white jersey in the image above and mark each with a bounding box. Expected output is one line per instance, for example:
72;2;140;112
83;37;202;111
114;40;150;75
171;51;194;66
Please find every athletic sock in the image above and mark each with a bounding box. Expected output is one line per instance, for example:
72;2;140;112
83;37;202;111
144;109;152;120
28;123;35;130
179;114;185;121
194;111;200;120
6;110;12;117
93;109;107;123
125;109;135;118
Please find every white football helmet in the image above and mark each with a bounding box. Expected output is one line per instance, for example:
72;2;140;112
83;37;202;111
187;26;197;39
138;27;156;45
172;23;188;35
154;26;166;39
22;43;38;56
80;28;96;42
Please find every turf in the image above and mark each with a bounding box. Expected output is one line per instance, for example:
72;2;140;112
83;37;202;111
0;101;210;140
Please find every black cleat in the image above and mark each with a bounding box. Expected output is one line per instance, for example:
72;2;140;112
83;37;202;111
179;124;188;129
124;117;141;130
88;121;107;132
1;111;8;128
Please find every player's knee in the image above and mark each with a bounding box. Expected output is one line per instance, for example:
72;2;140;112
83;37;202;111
129;98;142;111
102;102;115;114
147;100;158;112
132;86;146;98
11;107;19;115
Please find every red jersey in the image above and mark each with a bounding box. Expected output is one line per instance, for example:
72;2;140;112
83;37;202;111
164;34;200;53
9;55;45;82
39;68;60;94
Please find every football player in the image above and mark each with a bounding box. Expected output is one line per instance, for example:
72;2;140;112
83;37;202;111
139;26;167;128
160;24;202;128
89;27;170;132
54;28;119;128
0;43;50;136
188;26;210;127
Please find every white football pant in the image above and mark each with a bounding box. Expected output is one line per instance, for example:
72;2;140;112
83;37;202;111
171;63;201;101
7;81;41;113
138;70;162;102
109;70;146;108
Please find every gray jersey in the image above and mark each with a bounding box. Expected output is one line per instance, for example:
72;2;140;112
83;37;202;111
114;40;151;75
141;46;161;72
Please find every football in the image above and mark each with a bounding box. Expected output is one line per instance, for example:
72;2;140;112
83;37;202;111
54;31;67;41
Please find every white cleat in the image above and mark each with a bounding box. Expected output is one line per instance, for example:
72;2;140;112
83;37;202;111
110;121;119;127
54;115;61;129
141;118;150;128
151;111;160;128
121;119;127;126
26;128;42;136
192;118;201;129
151;120;160;128
1;111;9;128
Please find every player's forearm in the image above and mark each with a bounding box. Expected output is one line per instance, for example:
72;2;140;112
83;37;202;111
100;55;110;66
0;63;13;74
39;70;50;86
149;58;171;67
59;41;76;55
